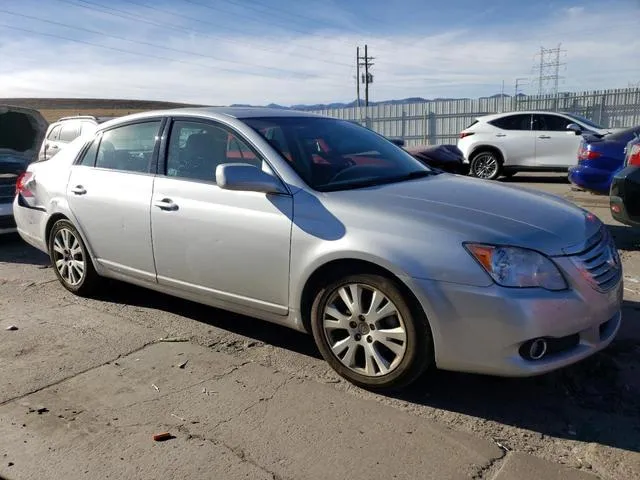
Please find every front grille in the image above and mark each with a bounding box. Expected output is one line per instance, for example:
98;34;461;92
569;227;621;292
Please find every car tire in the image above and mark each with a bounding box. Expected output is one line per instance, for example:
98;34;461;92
48;219;100;296
310;273;433;390
469;150;502;180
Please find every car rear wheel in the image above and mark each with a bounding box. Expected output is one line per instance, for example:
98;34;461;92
48;219;100;296
310;273;433;390
470;151;501;180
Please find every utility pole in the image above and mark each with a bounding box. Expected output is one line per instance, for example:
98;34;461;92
357;44;374;107
356;47;361;109
514;78;528;111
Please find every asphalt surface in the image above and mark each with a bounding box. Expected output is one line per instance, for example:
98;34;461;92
1;174;639;480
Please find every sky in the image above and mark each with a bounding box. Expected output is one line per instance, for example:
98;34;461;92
0;0;639;106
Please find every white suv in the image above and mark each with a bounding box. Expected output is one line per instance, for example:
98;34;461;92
457;111;614;179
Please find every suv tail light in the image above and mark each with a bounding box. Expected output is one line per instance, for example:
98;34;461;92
459;132;475;139
627;144;640;166
577;144;601;161
15;172;34;197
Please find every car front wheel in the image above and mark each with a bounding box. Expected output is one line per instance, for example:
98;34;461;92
310;273;433;390
48;219;100;296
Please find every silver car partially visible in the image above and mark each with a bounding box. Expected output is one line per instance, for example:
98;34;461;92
13;107;623;389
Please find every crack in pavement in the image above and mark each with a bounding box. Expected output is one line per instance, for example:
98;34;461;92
0;339;161;407
209;376;292;432
472;448;509;479
176;424;291;480
114;361;254;411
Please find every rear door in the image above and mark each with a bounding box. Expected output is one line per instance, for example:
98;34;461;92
533;114;583;168
487;114;535;166
66;119;163;282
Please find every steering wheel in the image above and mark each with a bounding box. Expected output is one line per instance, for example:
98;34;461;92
328;165;387;183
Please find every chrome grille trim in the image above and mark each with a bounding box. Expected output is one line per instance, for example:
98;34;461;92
568;227;621;292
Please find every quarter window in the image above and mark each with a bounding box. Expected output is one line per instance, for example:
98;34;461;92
489;115;532;131
47;125;62;141
166;121;261;181
79;138;99;167
95;121;161;173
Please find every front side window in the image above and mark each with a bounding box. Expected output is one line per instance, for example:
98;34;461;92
564;113;604;130
489;114;532;131
165;121;261;182
531;114;573;131
244;117;433;191
95;121;161;173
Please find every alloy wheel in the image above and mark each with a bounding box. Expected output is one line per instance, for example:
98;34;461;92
52;228;85;286
472;153;499;179
322;283;408;377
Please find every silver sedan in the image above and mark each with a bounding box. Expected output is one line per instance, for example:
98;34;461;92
13;107;623;389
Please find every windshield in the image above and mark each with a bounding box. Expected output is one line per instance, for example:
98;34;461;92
243;116;433;191
564;113;604;130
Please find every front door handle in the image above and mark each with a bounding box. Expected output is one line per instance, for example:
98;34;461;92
538;135;551;139
153;198;179;211
495;133;507;137
71;185;87;195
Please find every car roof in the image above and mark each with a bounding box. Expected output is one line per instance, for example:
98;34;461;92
476;111;573;122
97;106;324;130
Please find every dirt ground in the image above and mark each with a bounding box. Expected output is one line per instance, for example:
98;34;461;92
0;173;639;480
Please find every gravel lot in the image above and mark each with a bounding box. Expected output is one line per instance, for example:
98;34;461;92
1;174;639;480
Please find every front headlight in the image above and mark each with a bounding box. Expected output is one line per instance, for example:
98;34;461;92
465;243;567;291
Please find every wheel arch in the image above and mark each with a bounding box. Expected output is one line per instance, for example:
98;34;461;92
44;213;99;270
298;258;427;335
469;144;506;165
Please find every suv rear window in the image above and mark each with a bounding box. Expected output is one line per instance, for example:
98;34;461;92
59;122;81;142
464;120;479;129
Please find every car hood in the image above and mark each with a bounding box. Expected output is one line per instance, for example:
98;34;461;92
326;174;599;256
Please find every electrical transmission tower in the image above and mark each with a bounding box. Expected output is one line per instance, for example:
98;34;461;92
533;44;566;95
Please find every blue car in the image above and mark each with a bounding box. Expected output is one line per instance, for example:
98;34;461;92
569;125;640;194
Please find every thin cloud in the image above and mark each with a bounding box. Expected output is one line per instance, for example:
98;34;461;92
0;0;637;105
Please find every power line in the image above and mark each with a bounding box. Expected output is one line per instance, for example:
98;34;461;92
123;0;352;68
0;8;323;79
0;22;319;81
180;0;355;54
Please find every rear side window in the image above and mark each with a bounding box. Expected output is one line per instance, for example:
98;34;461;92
47;125;61;141
95;121;161;173
489;114;532;131
59;122;81;142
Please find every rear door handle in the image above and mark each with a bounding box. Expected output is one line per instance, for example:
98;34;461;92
495;133;507;137
71;185;86;195
153;198;179;211
538;135;551;139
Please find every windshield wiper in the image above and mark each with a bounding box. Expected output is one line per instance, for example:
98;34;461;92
319;170;435;192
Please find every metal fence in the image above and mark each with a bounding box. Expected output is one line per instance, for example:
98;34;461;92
309;88;640;146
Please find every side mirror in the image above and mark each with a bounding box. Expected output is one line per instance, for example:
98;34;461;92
216;163;287;194
566;123;582;135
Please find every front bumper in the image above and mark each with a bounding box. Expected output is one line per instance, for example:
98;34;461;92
404;257;623;377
